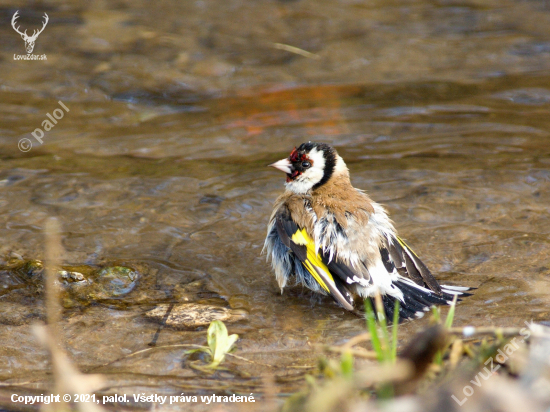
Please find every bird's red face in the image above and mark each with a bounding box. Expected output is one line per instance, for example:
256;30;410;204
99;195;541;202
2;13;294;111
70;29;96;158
269;147;313;182
268;142;335;194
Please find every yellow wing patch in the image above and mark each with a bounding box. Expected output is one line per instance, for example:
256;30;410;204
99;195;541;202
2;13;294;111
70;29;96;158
291;228;334;293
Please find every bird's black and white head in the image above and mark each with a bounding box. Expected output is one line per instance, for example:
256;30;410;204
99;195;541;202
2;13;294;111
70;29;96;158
269;142;346;194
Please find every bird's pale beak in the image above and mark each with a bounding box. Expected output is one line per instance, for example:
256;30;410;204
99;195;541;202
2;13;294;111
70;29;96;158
269;158;293;174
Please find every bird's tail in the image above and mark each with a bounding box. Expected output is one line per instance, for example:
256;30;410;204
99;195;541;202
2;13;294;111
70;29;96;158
368;277;472;322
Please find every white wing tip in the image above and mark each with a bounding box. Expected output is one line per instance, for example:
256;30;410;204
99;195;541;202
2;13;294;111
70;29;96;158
441;284;470;291
441;284;471;296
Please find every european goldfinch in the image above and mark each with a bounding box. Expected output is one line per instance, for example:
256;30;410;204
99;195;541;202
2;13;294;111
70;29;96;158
263;142;470;320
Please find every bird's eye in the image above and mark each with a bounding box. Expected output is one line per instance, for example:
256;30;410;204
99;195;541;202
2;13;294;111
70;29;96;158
301;161;311;168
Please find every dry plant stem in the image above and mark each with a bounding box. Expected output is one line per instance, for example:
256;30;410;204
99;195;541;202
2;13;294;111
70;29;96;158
87;344;279;372
341;333;371;349
34;325;105;412
448;339;464;370
40;218;105;412
45;218;62;334
374;292;384;320
355;359;414;385
44;218;65;411
272;43;321;59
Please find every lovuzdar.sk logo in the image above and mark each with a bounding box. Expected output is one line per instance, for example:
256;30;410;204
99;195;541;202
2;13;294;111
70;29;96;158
12;10;48;60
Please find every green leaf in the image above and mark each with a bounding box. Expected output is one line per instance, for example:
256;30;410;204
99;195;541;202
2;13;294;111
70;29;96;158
207;320;224;354
206;320;239;368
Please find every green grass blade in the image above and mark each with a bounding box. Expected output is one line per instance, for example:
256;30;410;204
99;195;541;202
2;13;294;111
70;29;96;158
365;299;384;362
434;350;442;366
391;299;400;362
340;350;354;379
444;294;458;329
431;305;440;323
374;293;391;362
377;383;394;400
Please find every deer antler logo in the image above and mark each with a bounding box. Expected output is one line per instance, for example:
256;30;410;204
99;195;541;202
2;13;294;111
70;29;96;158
12;11;49;54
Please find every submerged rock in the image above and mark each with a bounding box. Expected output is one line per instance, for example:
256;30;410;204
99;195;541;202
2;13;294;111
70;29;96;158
0;258;45;297
145;303;247;329
0;257;140;306
63;265;140;305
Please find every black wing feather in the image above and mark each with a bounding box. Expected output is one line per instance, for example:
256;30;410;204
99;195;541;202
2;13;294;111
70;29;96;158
274;207;356;310
388;236;442;294
275;209;296;248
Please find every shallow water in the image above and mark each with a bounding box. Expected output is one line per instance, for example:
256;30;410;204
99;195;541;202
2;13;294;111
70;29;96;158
1;0;550;409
